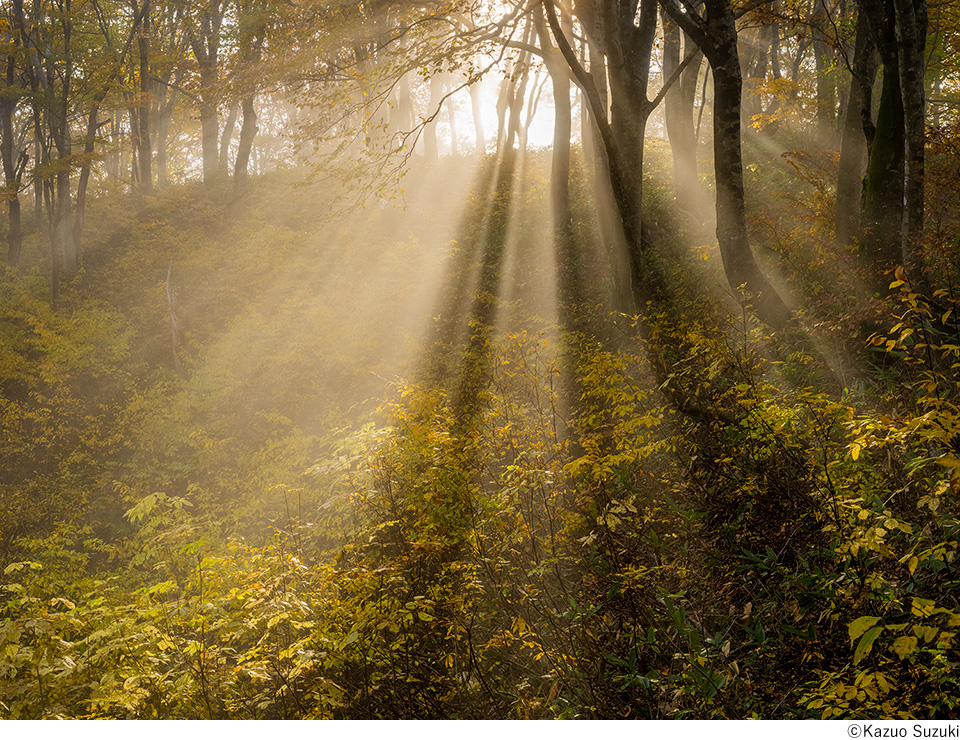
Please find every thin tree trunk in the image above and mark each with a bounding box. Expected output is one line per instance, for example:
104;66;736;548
835;11;878;245
893;0;926;272
74;105;99;252
196;53;220;180
1;54;24;268
233;95;257;196
156;86;172;186
423;74;443;160
137;7;153;195
219;103;238;172
186;3;224;185
129;104;141;190
53;105;77;274
535;5;571;228
662;9;701;214
33;106;43;220
503;67;527;153
201;99;219;180
502;23;533;153
813;0;837;141
470;81;485;154
447;94;458;156
708;0;790;329
393;71;414;140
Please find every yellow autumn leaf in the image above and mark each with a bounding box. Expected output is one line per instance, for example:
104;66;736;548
892;635;917;658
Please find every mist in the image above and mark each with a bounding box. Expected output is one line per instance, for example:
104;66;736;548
1;0;958;721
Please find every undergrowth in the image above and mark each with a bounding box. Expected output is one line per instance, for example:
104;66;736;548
1;155;959;718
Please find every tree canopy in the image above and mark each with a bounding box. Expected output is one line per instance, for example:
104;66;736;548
1;0;960;721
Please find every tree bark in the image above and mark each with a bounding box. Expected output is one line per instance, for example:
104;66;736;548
186;3;224;184
861;65;904;267
156;84;175;187
583;38;632;311
505;62;530;153
662;0;792;329
424;73;443;160
662;9;701;215
1;50;24;268
470;81;485;154
219;103;237;172
137;3;153;194
813;0;837;141
200;93;220;180
447;94;458;156
234;96;257;196
18;0;78;273
893;0;926;272
554;0;659;308
711;37;789;327
74;105;98;253
835;11;878;246
534;5;571;229
51;3;77;273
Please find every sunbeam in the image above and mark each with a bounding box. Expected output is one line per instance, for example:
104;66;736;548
1;0;958;722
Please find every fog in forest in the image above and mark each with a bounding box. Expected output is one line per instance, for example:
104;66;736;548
1;0;959;721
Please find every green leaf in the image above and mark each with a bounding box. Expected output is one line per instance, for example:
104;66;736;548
848;616;882;642
854;625;884;664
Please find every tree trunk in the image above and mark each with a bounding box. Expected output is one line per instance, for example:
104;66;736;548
137;6;153;195
219;103;238;172
813;0;837;141
156;85;175;187
447;93;458;156
584;39;632;312
470;81;485;154
233;95;257;196
893;0;926;272
28;0;78;273
535;5;571;229
567;0;659;309
74;105;99;253
33;105;43;220
424;74;443;160
393;71;414;141
662;9;701;214
835;11;878;246
186;1;224;185
505;63;530;153
861;65;904;267
549;71;571;228
129;105;141;190
708;0;789;328
201;101;219;180
661;0;792;329
105;114;119;179
196;52;220;181
1;55;24;268
52;101;77;274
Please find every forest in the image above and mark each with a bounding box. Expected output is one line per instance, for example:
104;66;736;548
1;0;960;720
